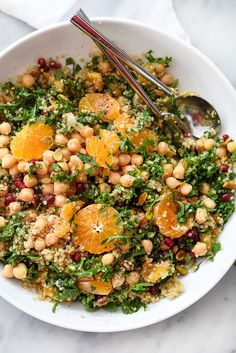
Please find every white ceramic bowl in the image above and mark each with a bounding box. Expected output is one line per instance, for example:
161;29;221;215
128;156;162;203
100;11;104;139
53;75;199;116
0;18;236;332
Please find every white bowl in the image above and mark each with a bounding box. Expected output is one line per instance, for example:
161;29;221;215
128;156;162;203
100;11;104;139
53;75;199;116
0;19;236;332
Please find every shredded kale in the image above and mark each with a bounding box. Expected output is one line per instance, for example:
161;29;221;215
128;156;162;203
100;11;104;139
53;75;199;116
145;50;172;67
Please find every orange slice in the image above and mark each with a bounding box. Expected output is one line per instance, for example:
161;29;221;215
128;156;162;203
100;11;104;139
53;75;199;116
10;122;53;161
75;204;123;254
78;278;112;295
100;129;121;154
50;217;71;239
78;93;120;122
131;129;158;151
153;192;190;238
113;113;135;137
86;136;112;168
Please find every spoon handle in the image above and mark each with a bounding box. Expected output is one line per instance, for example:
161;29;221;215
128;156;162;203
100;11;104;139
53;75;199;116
71;11;174;96
74;10;164;119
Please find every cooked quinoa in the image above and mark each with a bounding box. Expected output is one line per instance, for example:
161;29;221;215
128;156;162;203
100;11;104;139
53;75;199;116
0;52;235;314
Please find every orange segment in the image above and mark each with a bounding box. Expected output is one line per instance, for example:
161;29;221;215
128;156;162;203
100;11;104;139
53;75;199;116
10;122;53;161
153;192;190;238
51;218;71;239
113;113;135;137
100;129;121;154
78;278;112;295
61;202;77;222
86;136;112;168
131;129;158;151
142;260;174;283
75;204;123;254
78;93;120;122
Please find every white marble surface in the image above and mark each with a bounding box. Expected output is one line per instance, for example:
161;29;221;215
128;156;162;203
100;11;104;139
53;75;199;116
0;0;236;351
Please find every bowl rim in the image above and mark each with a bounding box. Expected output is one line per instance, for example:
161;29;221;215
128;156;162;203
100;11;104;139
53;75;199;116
0;17;236;332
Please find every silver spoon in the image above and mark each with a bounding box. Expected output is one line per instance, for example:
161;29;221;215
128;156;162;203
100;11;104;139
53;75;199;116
71;10;221;138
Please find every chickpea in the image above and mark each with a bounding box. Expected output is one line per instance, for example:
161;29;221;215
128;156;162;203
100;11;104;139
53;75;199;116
200;182;210;195
121;165;135;174
8;201;22;215
227;141;236;153
126;271;140;285
120;174;135;188
34;238;46;251
99;183;111;193
54;181;68;195
55;134;68;146
61;148;71;161
99;60;111;75
195;207;208;224
47;215;59;227
76;172;88;184
160;73;173;85
2;264;14;278
79;125;94;138
118;154;131;166
154;63;165;74
42;183;54;195
36;162;48;176
23;174;38;188
45;233;58;246
9;165;19;177
0;184;8;198
180;183;192;196
141;171;149;181
54;195;67;207
21;74;35;88
0;147;9;159
0;135;10;147
1;154;16;169
203;197;216;209
173;164;185;179
43;150;55;165
108;171;121;185
166;176;180;189
216;147;227;158
112;156;119;169
57;161;69;172
141;239;153;255
71;132;84;143
40;177;51;184
18;188;34;202
131;154;143;166
17;161;29;173
69;155;83;169
13;263;28;279
101;253;115;265
163;163;173;178
67;138;81;153
0;122;11;135
157;141;169;155
192;242;207;257
204;138;215;151
112;272;125;288
79;148;87;154
32;217;48;235
0;216;7;228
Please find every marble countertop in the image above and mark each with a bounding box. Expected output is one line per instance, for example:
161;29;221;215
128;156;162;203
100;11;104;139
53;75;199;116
0;0;236;352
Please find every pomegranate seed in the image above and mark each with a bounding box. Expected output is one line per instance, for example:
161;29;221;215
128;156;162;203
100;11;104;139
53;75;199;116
73;251;82;262
33;194;40;203
50;60;61;69
183;131;190;138
177;236;185;243
38;57;46;67
44;194;55;204
219;164;229;173
186;229;198;240
13;178;25;189
188;251;195;257
42;65;50;72
192;113;202;123
54;62;61;69
223;134;229;141
164;237;174;247
5;194;15;206
221;193;232;202
77;183;85;193
149;286;159;295
118;201;126;207
29;158;38;164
